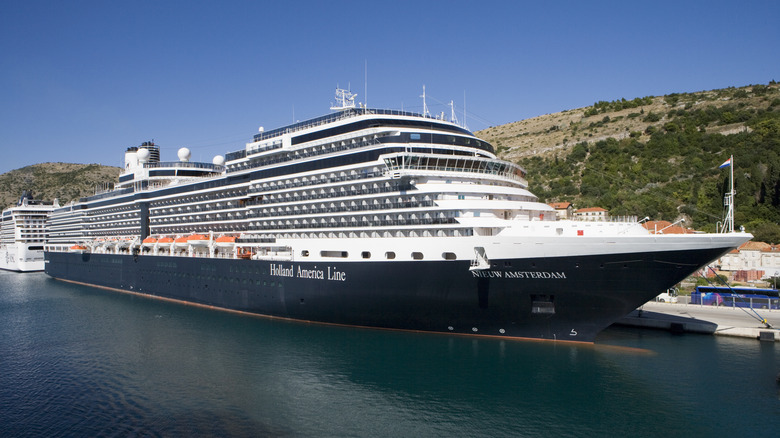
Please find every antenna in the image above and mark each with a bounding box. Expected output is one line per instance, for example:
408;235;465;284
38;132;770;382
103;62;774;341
421;85;430;117
331;87;357;111
449;100;459;125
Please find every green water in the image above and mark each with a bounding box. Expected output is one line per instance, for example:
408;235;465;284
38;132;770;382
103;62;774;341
1;271;778;437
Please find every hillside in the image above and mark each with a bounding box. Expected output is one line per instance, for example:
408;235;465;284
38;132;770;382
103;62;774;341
477;82;780;242
477;83;777;160
0;163;121;209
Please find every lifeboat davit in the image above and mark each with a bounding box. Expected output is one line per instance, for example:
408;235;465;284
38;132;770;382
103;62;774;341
174;236;189;248
215;235;236;248
116;238;133;248
142;237;157;248
157;237;174;248
187;234;210;247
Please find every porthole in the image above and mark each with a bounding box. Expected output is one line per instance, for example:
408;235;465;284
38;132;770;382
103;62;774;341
412;252;424;260
442;252;457;260
385;251;396;260
361;251;371;259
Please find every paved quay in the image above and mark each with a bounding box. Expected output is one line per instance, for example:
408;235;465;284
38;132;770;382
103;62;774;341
617;301;780;341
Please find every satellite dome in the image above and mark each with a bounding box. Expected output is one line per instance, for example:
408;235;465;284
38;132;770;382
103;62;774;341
137;148;150;162
177;147;191;162
212;155;225;166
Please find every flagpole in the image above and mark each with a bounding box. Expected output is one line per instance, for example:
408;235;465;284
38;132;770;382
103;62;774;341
720;155;734;233
719;155;734;233
729;154;734;233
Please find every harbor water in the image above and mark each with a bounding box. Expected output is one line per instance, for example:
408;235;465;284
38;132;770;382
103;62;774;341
1;271;778;437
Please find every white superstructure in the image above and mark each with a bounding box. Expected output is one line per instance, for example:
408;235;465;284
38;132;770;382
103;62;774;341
0;192;57;272
44;97;748;266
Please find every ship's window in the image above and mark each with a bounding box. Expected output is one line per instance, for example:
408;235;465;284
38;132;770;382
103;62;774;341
412;252;423;260
361;251;371;259
442;252;456;260
301;250;309;257
410;133;420;140
385;251;396;260
321;250;348;258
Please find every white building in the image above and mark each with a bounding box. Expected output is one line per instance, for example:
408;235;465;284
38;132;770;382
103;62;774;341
573;207;608;221
718;241;780;278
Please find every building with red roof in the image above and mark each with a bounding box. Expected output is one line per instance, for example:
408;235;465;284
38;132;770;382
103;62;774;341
548;202;573;219
718;241;780;279
573;207;608;221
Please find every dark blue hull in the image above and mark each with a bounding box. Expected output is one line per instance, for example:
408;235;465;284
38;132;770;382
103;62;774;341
44;245;731;342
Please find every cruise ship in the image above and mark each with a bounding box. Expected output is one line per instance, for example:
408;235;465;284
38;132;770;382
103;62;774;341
44;89;751;342
1;191;57;272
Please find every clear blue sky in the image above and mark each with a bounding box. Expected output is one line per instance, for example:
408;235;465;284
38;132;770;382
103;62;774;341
2;0;778;174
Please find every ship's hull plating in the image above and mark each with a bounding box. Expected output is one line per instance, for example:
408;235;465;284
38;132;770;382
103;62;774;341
45;244;731;342
1;246;45;272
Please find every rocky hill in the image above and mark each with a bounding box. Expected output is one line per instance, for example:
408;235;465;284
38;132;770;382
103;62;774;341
477;83;777;161
477;82;780;242
0;163;121;209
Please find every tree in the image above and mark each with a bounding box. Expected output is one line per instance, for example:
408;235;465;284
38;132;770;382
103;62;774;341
749;222;780;244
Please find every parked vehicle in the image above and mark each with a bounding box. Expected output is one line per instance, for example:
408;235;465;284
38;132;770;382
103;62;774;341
690;286;780;309
655;288;678;303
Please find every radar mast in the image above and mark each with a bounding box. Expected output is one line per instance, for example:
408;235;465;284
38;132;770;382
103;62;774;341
331;87;357;111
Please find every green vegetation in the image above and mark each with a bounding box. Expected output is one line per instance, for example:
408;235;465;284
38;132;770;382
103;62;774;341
0;163;121;208
520;100;780;242
584;96;654;116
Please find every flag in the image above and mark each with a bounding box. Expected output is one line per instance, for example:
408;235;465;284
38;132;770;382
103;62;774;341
718;158;731;169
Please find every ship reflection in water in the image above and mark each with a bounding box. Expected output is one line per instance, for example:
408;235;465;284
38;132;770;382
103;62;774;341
0;272;777;437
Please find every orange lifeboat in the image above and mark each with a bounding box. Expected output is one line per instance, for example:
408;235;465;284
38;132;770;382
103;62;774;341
69;244;88;252
237;247;252;259
174;236;190;248
157;237;174;248
215;235;236;248
142;237;157;247
187;234;209;247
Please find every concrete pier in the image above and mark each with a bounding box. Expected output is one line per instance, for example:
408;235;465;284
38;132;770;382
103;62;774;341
617;301;780;341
